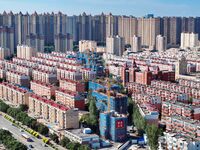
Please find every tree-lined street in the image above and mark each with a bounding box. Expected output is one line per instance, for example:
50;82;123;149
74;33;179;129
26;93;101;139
0;115;52;150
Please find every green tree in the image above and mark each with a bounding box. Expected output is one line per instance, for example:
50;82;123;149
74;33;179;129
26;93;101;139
16;111;27;122
89;97;98;118
28;119;37;129
59;137;70;147
146;125;160;150
80;94;99;132
6;107;21;118
12;142;27;150
78;145;90;150
189;97;193;104
0;129;27;150
49;133;59;144
0;101;10;112
37;123;49;135
67;142;81;150
127;97;133;124
19;104;28;111
51;95;56;101
132;103;146;135
0;78;4;82
80;114;90;124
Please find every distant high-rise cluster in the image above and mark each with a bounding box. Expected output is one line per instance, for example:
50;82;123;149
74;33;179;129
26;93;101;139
1;11;200;52
0;26;14;54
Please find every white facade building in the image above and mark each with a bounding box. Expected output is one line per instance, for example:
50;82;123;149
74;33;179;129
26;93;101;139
159;132;200;150
79;40;97;52
131;35;141;52
181;32;199;49
156;35;167;52
17;45;36;60
106;35;125;56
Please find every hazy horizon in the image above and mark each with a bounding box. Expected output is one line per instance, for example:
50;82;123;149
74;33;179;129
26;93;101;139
1;0;200;17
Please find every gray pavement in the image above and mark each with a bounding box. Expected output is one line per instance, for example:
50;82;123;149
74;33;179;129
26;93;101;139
0;115;53;150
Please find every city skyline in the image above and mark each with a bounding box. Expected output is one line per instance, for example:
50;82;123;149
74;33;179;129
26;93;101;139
1;0;200;17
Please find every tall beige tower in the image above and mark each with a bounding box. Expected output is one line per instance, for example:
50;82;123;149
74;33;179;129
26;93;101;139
54;33;73;53
25;34;44;52
131;35;141;52
106;13;118;38
0;26;14;54
137;17;161;50
106;35;125;56
118;16;137;44
156;35;167;52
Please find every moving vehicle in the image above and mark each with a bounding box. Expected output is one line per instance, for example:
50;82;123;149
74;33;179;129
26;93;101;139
28;145;34;148
21;133;32;142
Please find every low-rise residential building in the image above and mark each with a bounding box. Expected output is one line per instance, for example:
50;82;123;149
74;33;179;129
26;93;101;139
151;80;200;99
65;128;100;149
59;62;82;71
132;93;162;111
162;101;200;120
32;69;57;84
57;67;82;81
120;63;175;86
38;64;57;73
165;115;200;139
15;64;33;76
179;78;200;89
55;88;85;110
0;82;29;106
79;40;97;53
59;78;85;93
81;68;96;80
4;61;16;70
159;132;200;150
12;57;38;68
137;103;159;125
30;80;57;99
6;70;30;87
0;67;6;79
29;94;79;129
128;82;189;102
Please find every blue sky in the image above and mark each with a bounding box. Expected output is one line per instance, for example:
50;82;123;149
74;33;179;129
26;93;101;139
0;0;200;16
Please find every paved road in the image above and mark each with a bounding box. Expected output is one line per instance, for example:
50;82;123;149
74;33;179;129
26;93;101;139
0;115;53;150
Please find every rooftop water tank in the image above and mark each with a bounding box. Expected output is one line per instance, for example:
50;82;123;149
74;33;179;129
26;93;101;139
83;128;92;134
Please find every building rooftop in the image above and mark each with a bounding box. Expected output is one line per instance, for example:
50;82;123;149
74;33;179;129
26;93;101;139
60;78;83;84
164;131;200;142
171;115;200;126
1;82;28;93
30;94;70;111
163;101;200;109
56;88;78;97
31;80;56;88
65;128;99;139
